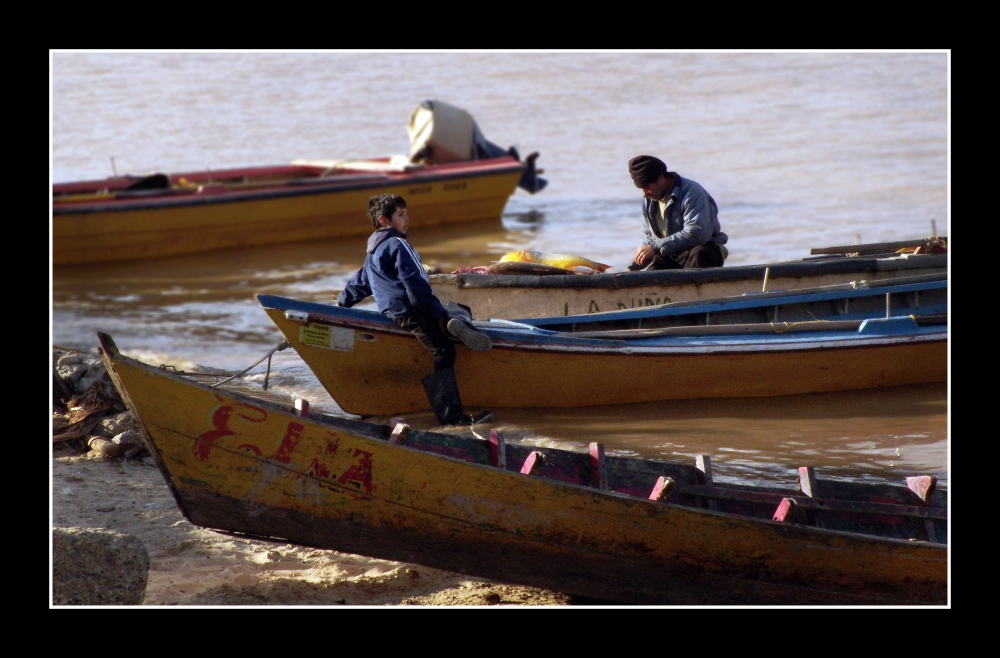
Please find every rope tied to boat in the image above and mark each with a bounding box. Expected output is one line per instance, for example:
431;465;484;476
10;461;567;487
211;340;291;390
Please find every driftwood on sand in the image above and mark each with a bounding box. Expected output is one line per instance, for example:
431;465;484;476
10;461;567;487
52;347;142;459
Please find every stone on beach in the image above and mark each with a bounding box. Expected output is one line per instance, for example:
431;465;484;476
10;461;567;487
52;527;150;605
94;411;137;439
53;348;115;398
56;362;88;390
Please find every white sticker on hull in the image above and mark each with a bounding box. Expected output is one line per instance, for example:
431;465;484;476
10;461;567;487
300;323;355;351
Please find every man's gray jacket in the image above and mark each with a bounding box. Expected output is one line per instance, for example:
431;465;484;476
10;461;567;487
641;173;728;256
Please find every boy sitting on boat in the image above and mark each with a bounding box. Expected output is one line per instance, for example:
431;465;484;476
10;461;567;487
337;193;493;426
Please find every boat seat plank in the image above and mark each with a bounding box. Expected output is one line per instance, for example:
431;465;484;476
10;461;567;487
397;429;491;465
793;476;947;508
502;443;590;485
492;442;703;495
785;496;948;520
603;454;703;495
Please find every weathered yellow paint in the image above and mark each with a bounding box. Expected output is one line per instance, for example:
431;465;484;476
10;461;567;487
53;169;521;265
262;308;947;416
106;350;946;603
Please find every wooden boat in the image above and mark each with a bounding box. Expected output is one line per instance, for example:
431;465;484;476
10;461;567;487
428;239;948;319
53;156;530;265
97;331;947;605
256;277;947;416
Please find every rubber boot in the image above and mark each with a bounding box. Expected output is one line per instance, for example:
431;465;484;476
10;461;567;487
446;318;492;352
421;368;492;426
444;303;492;353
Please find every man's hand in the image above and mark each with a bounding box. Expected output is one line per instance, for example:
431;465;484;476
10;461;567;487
633;244;656;267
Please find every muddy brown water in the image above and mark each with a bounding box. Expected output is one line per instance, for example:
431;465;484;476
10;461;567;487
52;52;949;491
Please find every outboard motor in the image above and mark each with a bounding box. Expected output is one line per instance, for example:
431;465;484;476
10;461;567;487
407;100;547;194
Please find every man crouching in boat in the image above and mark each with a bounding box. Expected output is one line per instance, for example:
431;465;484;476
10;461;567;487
337;193;493;426
627;155;729;271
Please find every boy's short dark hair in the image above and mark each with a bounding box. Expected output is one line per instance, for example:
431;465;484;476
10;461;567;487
368;194;407;229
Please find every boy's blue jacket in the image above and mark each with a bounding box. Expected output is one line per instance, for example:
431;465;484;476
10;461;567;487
337;227;449;320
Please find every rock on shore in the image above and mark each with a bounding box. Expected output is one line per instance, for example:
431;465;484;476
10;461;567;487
52;527;150;605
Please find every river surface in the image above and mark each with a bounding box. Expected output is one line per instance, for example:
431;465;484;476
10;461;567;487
51;51;950;489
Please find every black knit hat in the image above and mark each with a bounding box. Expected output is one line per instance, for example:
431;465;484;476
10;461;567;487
628;155;667;188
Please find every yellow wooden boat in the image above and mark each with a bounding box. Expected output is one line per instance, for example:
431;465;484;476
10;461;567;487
52;157;528;265
257;277;947;416
96;332;947;605
54;100;549;266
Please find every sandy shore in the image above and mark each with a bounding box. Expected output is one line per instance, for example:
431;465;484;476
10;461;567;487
51;448;578;606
